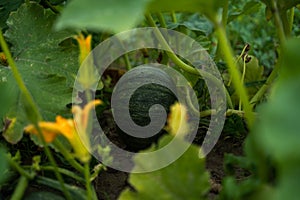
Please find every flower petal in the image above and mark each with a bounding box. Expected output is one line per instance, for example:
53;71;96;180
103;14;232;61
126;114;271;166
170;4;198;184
74;33;92;64
24;121;61;143
166;102;189;137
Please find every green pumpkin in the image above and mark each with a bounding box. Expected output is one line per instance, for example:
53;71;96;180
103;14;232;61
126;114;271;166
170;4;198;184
112;66;177;151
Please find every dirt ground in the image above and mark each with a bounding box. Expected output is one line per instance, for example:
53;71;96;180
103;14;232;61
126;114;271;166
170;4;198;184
94;111;247;200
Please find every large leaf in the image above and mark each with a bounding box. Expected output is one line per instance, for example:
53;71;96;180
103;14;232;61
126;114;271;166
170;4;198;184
0;2;78;143
55;0;224;33
254;38;300;162
0;68;73;144
248;38;300;200
55;0;152;33
119;135;210;200
4;2;78;86
146;0;225;20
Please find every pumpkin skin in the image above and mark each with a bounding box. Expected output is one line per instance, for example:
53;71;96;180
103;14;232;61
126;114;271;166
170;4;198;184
112;66;177;151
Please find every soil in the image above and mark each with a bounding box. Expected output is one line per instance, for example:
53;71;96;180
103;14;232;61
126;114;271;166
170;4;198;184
13;107;248;200
94;110;248;200
205;135;247;199
14;110;247;200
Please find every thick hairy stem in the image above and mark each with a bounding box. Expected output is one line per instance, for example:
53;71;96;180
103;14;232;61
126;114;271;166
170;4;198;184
145;13;234;109
213;21;255;127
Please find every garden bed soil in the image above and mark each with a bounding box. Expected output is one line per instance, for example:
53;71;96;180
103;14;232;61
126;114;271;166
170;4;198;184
94;110;247;200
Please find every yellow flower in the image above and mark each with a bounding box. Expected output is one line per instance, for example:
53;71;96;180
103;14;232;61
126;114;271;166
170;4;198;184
24;100;102;163
24;121;61;143
165;102;189;137
74;33;92;65
74;33;98;90
55;115;91;163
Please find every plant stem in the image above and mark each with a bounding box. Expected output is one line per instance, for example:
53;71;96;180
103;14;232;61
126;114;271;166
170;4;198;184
53;140;85;173
36;127;72;200
10;176;28;200
171;11;177;23
157;13;167;27
221;0;229;28
227;44;249;87
145;13;234;109
200;109;254;118
123;53;132;70
271;0;286;44
8;156;35;180
0;30;71;200
84;163;93;200
239;56;247;111
288;7;295;35
216;0;229;60
40;166;85;183
83;91;94;200
114;36;132;71
90;164;105;181
280;11;290;37
145;13;201;74
213;21;254;127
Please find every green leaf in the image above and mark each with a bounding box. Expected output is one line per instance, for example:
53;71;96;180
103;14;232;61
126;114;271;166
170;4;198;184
0;2;78;143
24;192;65;200
166;13;213;50
0;0;24;30
1;68;73;144
5;2;78;86
228;1;262;23
55;0;224;33
279;38;300;79
219;177;275;200
55;0;152;33
238;55;264;98
250;38;300;200
167;13;213;36
240;56;264;84
146;0;225;20
254;38;300;162
275;167;300;200
119;135;210;200
0;67;18;122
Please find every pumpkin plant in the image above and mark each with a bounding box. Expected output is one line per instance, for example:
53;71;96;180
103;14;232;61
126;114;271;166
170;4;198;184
0;0;300;199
